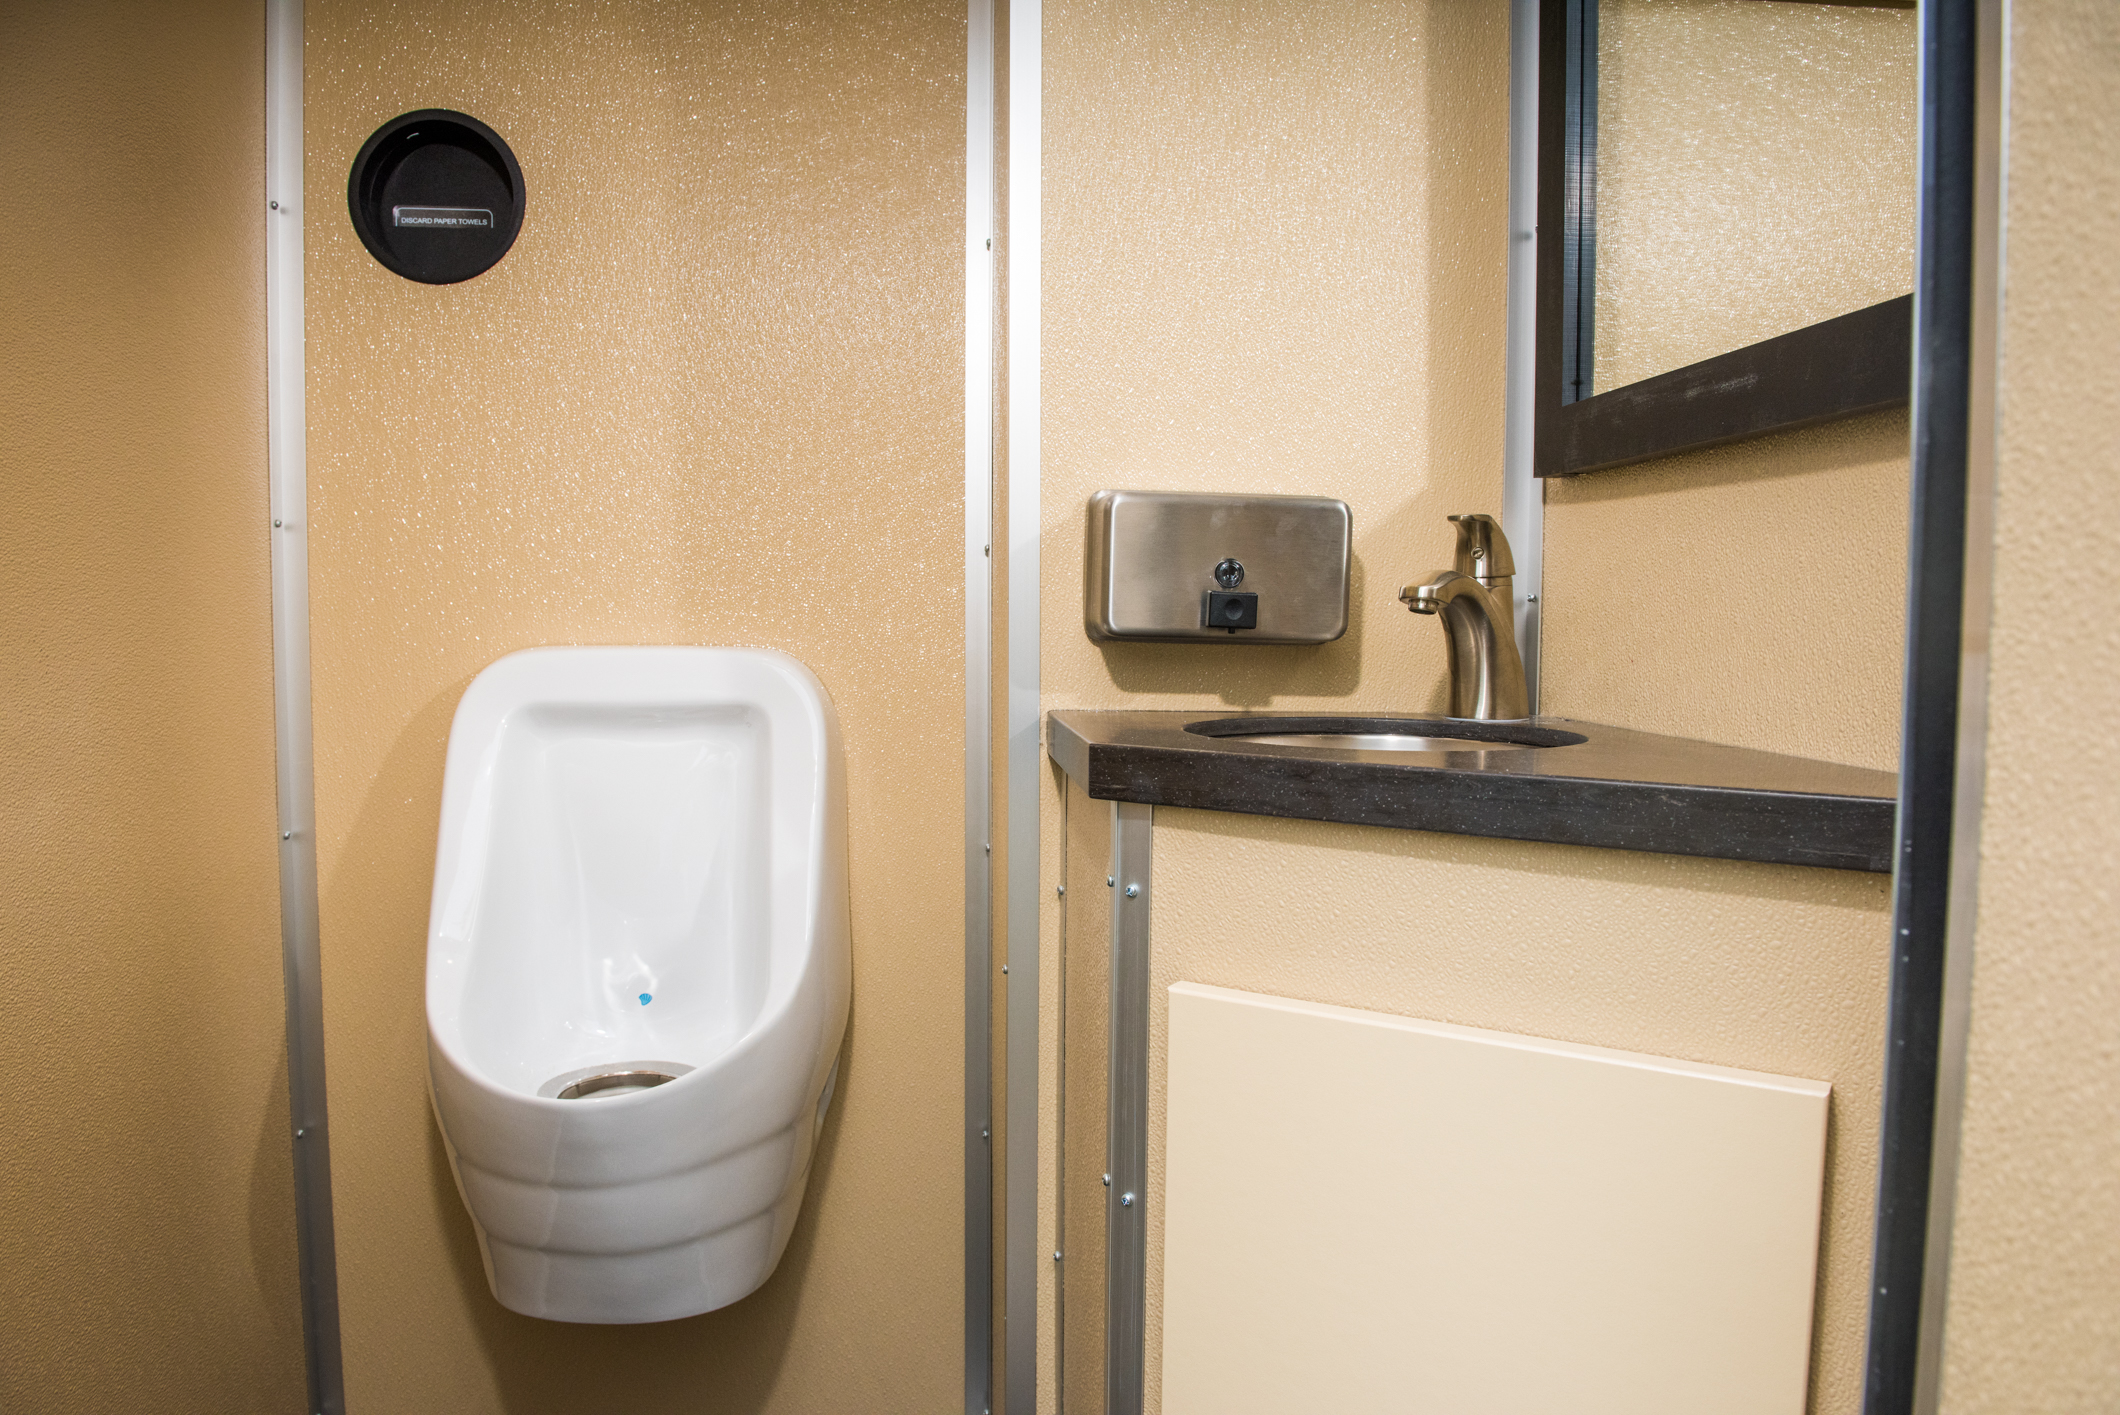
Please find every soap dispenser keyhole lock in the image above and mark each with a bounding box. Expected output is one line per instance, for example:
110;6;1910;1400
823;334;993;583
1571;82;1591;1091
1205;557;1258;632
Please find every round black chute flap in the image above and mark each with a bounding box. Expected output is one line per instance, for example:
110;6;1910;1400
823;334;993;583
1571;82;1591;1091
347;109;525;284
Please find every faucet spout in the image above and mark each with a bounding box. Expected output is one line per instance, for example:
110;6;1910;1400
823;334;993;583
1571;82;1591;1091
1400;516;1529;720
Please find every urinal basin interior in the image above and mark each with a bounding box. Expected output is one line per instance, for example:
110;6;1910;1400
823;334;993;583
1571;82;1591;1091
443;701;772;1098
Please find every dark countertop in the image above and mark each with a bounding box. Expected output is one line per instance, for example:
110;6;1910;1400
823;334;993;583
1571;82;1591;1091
1048;710;1898;873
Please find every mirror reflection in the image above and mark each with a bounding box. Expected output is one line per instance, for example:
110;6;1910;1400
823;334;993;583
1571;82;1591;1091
1590;0;1918;394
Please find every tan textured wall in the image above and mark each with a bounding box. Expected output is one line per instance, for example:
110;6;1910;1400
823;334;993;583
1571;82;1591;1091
1551;0;1917;778
1594;0;1917;391
1057;786;1114;1412
1534;33;1912;1401
1042;5;1898;1413
1939;0;2120;1406
303;2;966;1409
1043;0;1508;725
1040;1;1510;1404
1542;410;1911;773
0;2;309;1410
1532;28;1913;1398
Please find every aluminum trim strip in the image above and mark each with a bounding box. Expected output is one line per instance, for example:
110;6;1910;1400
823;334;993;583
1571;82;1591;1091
266;3;345;1410
1104;803;1151;1415
964;0;998;1407
1504;0;1546;711
1004;0;1043;1409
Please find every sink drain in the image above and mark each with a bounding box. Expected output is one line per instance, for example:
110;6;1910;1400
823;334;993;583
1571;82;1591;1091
536;1059;695;1100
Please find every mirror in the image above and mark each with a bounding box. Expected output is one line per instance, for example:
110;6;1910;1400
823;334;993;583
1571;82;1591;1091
1536;0;1920;477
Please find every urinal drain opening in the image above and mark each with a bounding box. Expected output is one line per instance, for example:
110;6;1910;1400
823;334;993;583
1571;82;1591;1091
536;1059;695;1100
559;1070;674;1099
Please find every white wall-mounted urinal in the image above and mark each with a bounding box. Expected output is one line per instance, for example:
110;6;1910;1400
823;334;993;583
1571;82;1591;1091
424;646;850;1323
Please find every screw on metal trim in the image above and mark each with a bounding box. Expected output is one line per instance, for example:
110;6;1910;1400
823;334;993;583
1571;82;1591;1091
281;831;292;840
296;1128;306;1137
1106;875;1115;887
1101;1173;1110;1186
273;518;282;527
1053;1250;1062;1262
1056;884;1065;896
270;200;279;210
1120;1192;1135;1208
982;1129;990;1141
1001;964;1008;974
1124;883;1139;898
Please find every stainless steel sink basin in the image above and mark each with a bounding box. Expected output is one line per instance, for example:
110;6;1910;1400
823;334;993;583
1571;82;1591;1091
1185;716;1588;754
1238;731;1527;752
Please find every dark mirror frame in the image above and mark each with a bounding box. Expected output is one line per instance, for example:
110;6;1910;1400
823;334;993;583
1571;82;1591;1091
1534;0;1918;478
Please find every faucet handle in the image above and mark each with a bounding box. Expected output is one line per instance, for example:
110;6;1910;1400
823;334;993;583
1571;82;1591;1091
1449;513;1514;579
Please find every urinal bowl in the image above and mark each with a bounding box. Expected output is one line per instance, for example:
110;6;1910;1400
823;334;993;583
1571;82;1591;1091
424;646;850;1324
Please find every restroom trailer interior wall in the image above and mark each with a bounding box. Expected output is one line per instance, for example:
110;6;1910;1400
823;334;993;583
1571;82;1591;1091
1541;0;1916;772
301;3;968;1409
1515;23;1922;1394
1538;407;1911;773
1040;4;1898;1413
1516;19;1920;1389
1037;0;1513;1404
1939;0;2120;1404
0;1;311;1409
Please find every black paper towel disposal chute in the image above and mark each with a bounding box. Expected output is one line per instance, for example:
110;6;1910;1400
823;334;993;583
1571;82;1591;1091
347;109;525;285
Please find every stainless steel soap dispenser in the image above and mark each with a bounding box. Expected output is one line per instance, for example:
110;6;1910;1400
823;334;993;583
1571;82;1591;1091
1084;490;1352;644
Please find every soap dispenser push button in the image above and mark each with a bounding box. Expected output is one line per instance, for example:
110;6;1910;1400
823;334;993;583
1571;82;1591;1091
1204;590;1259;631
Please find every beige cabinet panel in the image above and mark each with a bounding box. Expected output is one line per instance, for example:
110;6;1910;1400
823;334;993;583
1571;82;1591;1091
1163;983;1829;1415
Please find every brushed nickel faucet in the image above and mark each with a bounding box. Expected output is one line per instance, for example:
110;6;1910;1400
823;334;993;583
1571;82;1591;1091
1400;514;1530;720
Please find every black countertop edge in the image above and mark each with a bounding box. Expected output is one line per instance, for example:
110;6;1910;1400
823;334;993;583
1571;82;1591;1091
1048;711;1896;874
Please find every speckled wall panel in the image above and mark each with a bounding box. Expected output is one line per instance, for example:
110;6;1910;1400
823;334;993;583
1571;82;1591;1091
1545;1;1914;779
1541;410;1911;774
1043;0;1510;724
1041;6;1897;1414
1940;0;2120;1406
1523;11;1916;1415
0;1;309;1409
1039;2;1512;1402
1594;0;1917;392
303;2;965;1409
1058;781;1113;1414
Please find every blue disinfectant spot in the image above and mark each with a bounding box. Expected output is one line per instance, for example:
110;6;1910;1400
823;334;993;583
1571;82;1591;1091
639;993;653;1006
